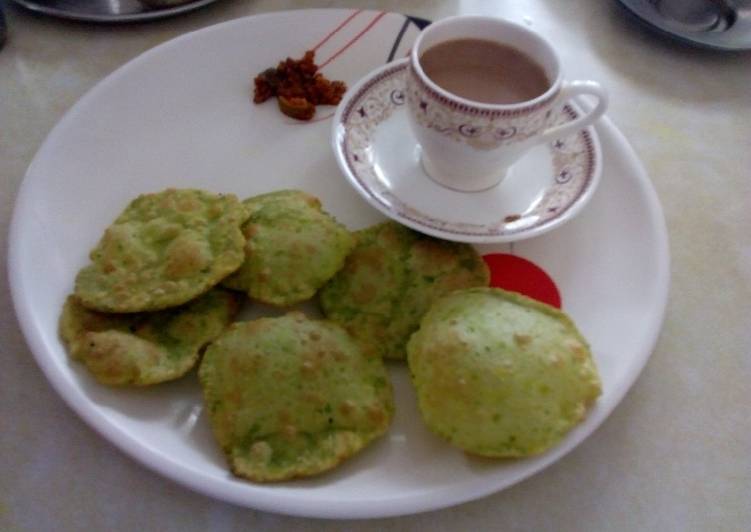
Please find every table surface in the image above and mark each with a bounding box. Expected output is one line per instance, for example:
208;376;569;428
1;0;749;530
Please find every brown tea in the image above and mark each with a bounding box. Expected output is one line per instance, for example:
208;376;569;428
419;39;550;104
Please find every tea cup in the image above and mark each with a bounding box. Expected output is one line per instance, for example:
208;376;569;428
406;15;609;192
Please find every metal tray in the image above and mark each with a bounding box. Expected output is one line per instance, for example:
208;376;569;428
11;0;219;23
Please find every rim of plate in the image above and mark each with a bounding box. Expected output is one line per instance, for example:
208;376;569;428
7;9;670;519
332;59;603;244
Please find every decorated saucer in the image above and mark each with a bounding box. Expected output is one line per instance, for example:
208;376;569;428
332;59;603;244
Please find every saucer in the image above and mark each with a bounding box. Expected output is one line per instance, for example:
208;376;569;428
617;0;751;51
332;59;602;244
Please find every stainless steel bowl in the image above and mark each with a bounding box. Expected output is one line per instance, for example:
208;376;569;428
617;0;751;50
9;0;219;23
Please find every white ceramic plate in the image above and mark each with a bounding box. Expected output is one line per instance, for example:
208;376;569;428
8;9;669;519
333;59;602;243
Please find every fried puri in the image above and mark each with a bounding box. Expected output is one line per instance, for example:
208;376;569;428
198;312;393;482
319;221;489;360
222;190;355;306
407;287;602;457
74;189;247;313
60;288;241;386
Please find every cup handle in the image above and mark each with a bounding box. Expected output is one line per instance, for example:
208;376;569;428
536;81;609;144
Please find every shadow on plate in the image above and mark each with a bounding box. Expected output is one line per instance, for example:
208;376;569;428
74;361;203;421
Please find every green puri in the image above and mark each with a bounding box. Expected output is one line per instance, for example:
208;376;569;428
222;190;355;306
60;288;241;386
74;188;248;313
407;287;602;457
199;312;393;482
319;221;489;360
